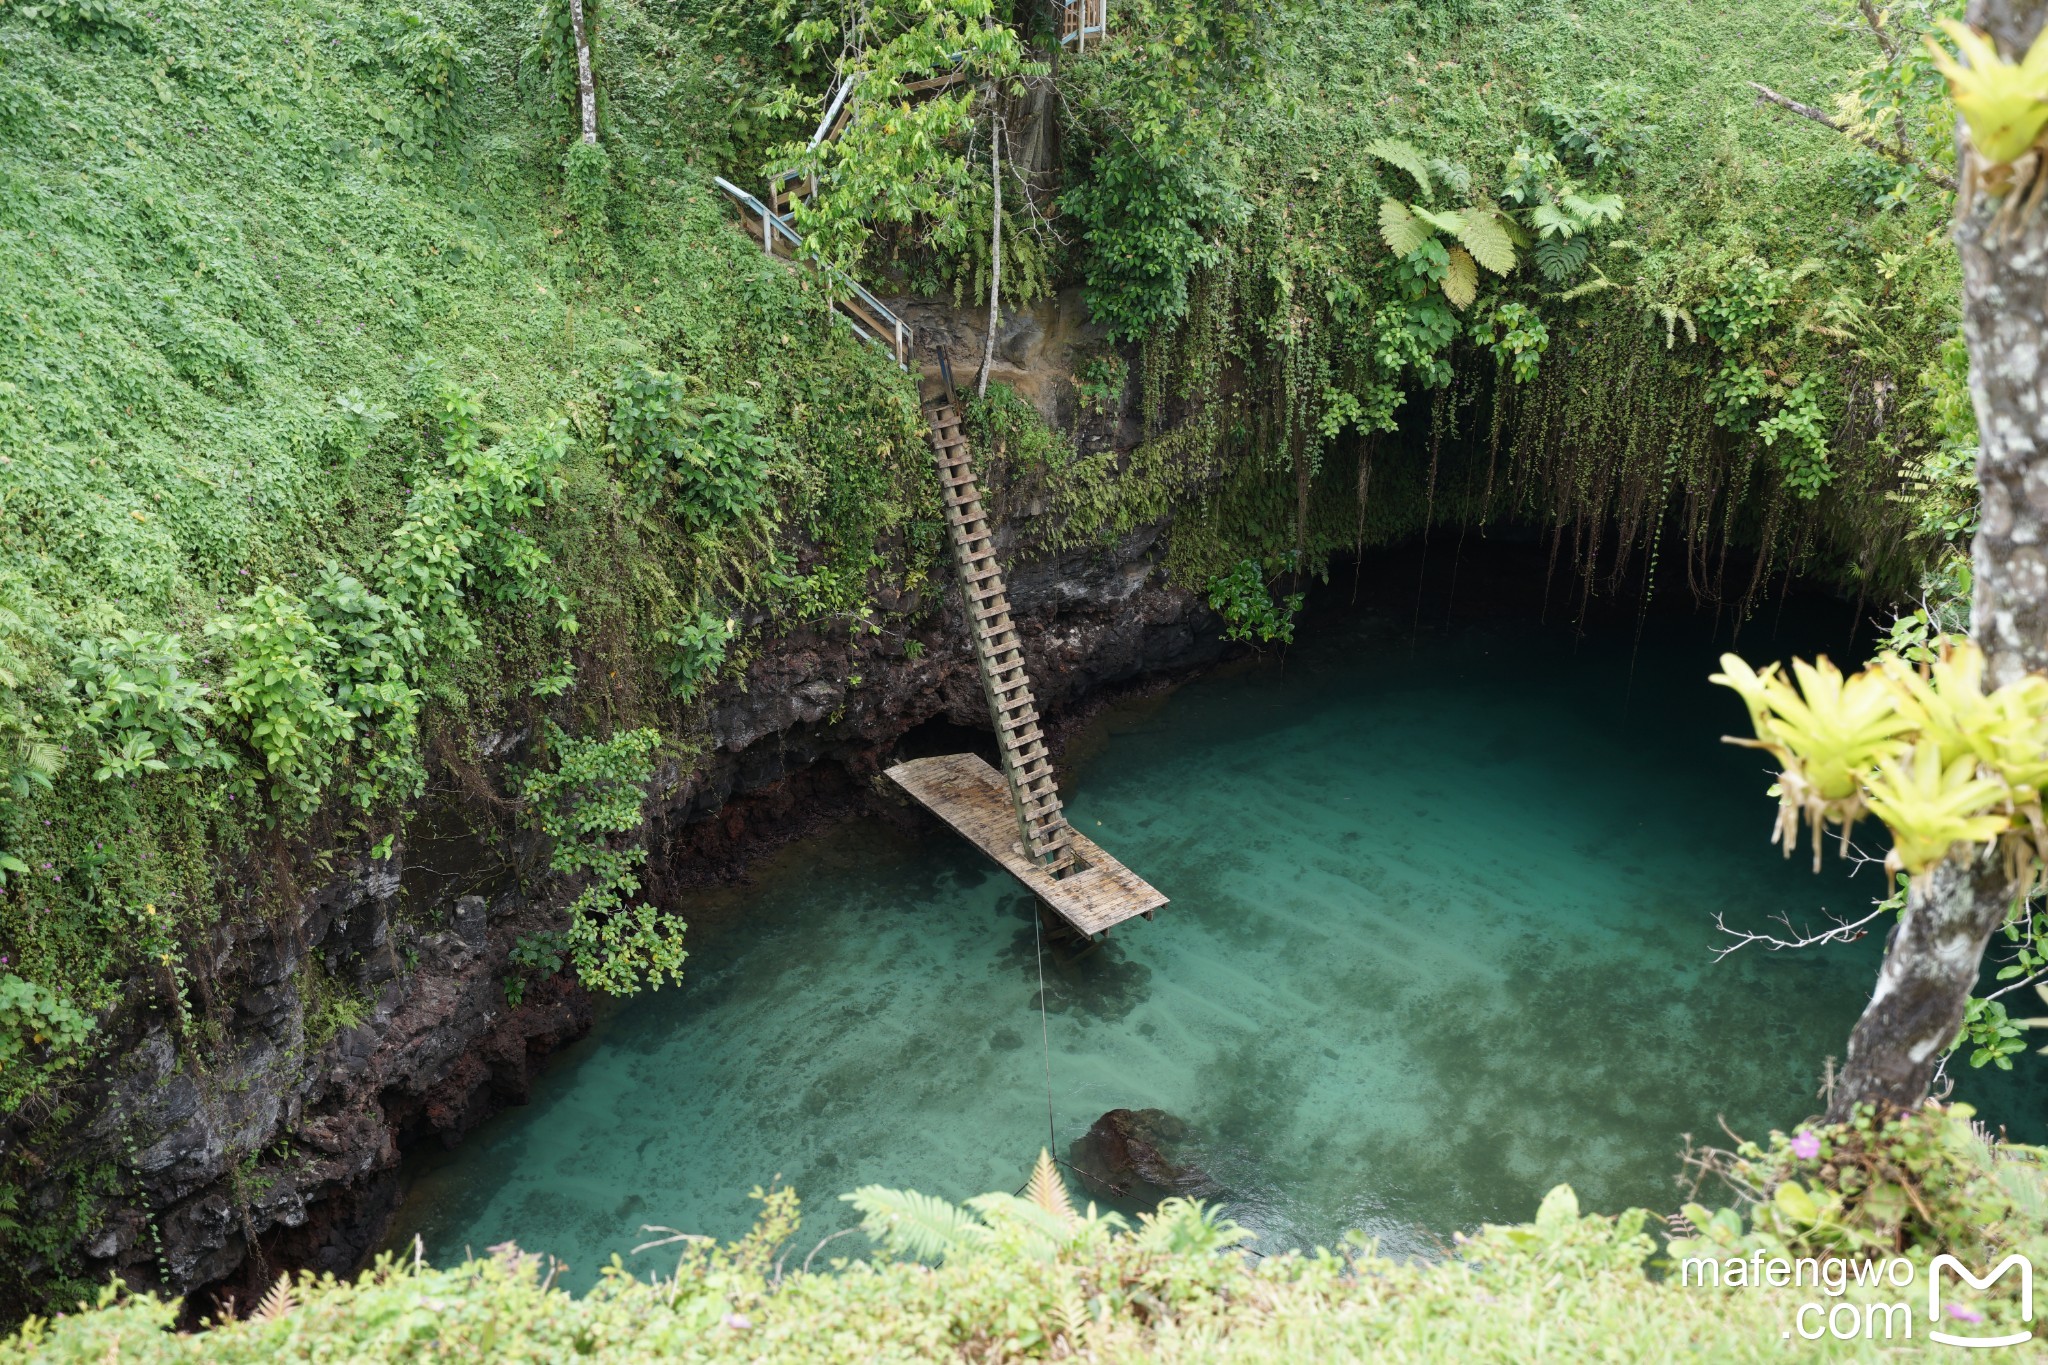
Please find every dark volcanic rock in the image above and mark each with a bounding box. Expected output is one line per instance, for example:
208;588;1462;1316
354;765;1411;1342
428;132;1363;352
1068;1108;1222;1205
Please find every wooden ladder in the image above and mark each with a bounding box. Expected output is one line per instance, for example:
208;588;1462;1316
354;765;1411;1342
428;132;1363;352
924;374;1076;880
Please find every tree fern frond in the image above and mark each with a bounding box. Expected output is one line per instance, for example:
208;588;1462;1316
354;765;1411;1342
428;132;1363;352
1377;199;1433;259
1534;234;1589;282
1454;210;1516;275
1366;139;1433;198
1410;205;1465;236
251;1273;296;1323
1441;246;1478;309
1531;202;1577;238
1054;1274;1092;1351
965;1192;1081;1256
1561;191;1624;226
1557;268;1617;300
842;1186;990;1262
1025;1149;1077;1226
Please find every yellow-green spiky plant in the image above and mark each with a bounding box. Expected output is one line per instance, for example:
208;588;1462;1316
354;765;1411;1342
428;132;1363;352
1715;639;2048;884
1926;19;2048;215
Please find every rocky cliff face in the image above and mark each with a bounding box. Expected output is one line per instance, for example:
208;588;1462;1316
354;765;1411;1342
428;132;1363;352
13;359;1223;1314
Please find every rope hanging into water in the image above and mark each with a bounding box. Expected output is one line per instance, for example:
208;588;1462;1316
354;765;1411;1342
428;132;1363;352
1032;899;1057;1157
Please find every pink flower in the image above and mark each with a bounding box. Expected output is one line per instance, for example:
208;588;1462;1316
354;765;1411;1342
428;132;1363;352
1790;1130;1821;1160
723;1312;752;1331
1946;1303;1985;1324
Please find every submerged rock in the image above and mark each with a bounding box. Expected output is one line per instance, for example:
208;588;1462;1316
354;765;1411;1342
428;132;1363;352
1067;1108;1222;1204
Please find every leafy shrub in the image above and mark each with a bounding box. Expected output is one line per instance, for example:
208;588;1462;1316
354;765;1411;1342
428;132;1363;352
380;7;471;159
66;630;226;781
0;971;92;1076
519;724;683;996
1063;141;1242;343
306;565;425;809
563;139;615;272
1074;350;1127;417
209;584;352;809
1205;559;1302;645
20;1106;2048;1361
384;383;576;651
654;611;736;702
609;368;772;534
503;929;567;1004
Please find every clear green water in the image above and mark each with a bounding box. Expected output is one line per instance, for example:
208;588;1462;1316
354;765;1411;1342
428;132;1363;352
388;601;2042;1288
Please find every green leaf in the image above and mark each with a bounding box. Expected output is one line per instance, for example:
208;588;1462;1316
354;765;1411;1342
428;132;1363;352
1441;246;1478;309
1366;138;1433;198
1378;199;1433;260
843;1186;992;1262
1455;209;1517;275
1773;1180;1818;1224
1535;1184;1579;1228
1534;235;1590;283
1410;205;1466;236
1563;191;1625;226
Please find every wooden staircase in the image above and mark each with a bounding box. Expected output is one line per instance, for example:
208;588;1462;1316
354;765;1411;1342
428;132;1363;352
924;374;1075;879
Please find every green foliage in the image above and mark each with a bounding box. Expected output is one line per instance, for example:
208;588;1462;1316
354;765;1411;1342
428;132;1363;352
1204;559;1302;646
23;1104;2048;1360
563;139;615;273
519;723;682;996
1061;138;1244;342
1471;300;1550;383
378;7;471;160
526;0;598;123
609;367;773;534
209;584;354;810
1958;995;2028;1071
768;0;1040;273
0;972;92;1077
1073;350;1128;417
66;632;224;782
5;0;130;39
502;929;567;1005
654;611;735;702
1672;1102;2043;1293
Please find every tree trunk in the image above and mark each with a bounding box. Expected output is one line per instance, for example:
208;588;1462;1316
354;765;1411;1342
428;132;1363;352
568;0;598;144
977;120;1002;399
1828;0;2048;1120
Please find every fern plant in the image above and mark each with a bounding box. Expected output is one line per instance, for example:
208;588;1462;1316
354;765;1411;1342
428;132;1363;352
1370;139;1519;309
1501;144;1622;283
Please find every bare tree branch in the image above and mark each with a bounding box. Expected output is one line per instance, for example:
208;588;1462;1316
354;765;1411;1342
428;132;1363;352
1746;82;1957;192
1711;902;1890;961
1984;965;2048;1002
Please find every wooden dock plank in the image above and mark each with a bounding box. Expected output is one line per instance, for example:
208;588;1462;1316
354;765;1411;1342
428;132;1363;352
885;753;1166;936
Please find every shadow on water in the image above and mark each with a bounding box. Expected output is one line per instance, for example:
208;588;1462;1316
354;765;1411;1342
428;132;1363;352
385;540;2048;1289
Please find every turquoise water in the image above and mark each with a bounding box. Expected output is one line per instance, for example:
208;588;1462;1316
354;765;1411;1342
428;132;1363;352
388;596;2039;1287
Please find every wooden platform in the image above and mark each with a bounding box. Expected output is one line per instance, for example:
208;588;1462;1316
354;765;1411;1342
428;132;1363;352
886;753;1166;936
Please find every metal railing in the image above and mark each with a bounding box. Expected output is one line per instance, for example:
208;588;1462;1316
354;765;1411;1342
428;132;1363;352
712;176;910;369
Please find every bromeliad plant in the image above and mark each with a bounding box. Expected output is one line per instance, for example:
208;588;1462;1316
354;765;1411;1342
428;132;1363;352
1713;639;2048;884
